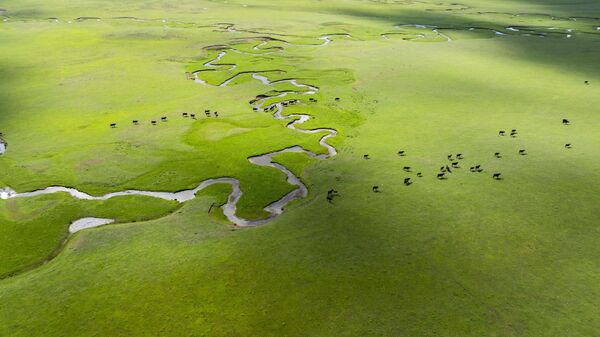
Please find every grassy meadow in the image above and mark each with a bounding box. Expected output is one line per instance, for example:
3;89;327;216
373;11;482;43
0;0;599;336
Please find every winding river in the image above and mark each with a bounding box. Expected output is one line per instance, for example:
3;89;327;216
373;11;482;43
0;35;343;230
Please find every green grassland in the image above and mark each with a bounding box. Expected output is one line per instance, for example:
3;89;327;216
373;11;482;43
1;0;599;336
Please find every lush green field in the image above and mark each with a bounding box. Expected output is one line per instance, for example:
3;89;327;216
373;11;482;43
1;0;599;336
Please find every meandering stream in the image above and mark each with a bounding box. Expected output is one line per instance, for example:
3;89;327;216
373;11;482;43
0;35;343;230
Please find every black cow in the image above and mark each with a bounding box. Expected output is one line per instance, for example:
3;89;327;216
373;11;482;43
205;111;211;117
404;178;412;186
132;120;139;125
335;97;340;101
499;130;505;136
584;80;589;85
451;162;460;168
417;172;423;178
372;186;380;192
364;154;370;159
110;123;117;128
326;196;333;203
182;113;188;117
565;143;572;149
161;117;167;121
403;166;411;172
437;172;446;179
447;154;453;160
492;173;502;180
214;112;219;117
445;165;452;173
562;119;570;125
191;114;196;119
494;152;501;158
456;153;464;160
470;166;476;172
398;150;406;156
151;120;157;125
519;149;526;155
205;109;210;113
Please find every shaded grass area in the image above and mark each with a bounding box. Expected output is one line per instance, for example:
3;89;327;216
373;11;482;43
0;194;178;278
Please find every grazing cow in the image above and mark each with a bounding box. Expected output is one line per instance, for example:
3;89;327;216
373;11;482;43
519;149;526;155
161;117;167;121
151;120;157;125
492;173;502;180
562;119;570;125
404;178;412;186
214;112;219;117
110;123;117;128
264;108;269;112
447;154;453;160
253;107;259;111
510;131;517;137
328;189;339;196
456;153;464;160
445;165;452;173
372;186;380;192
326;195;333;203
565;143;572;149
132;120;139;125
437;172;446;179
182;112;188;117
451;162;460;168
584;80;589;85
205;109;210;113
511;129;517;132
470;166;476;172
440;166;446;172
398;150;406;156
335;97;340;101
475;164;481;171
494;152;501;158
364;154;370;159
205;111;211;117
499;130;505;136
417;172;423;178
403;166;411;172
191;114;196;119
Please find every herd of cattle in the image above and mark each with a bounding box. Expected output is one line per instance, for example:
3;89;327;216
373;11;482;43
364;118;574;195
